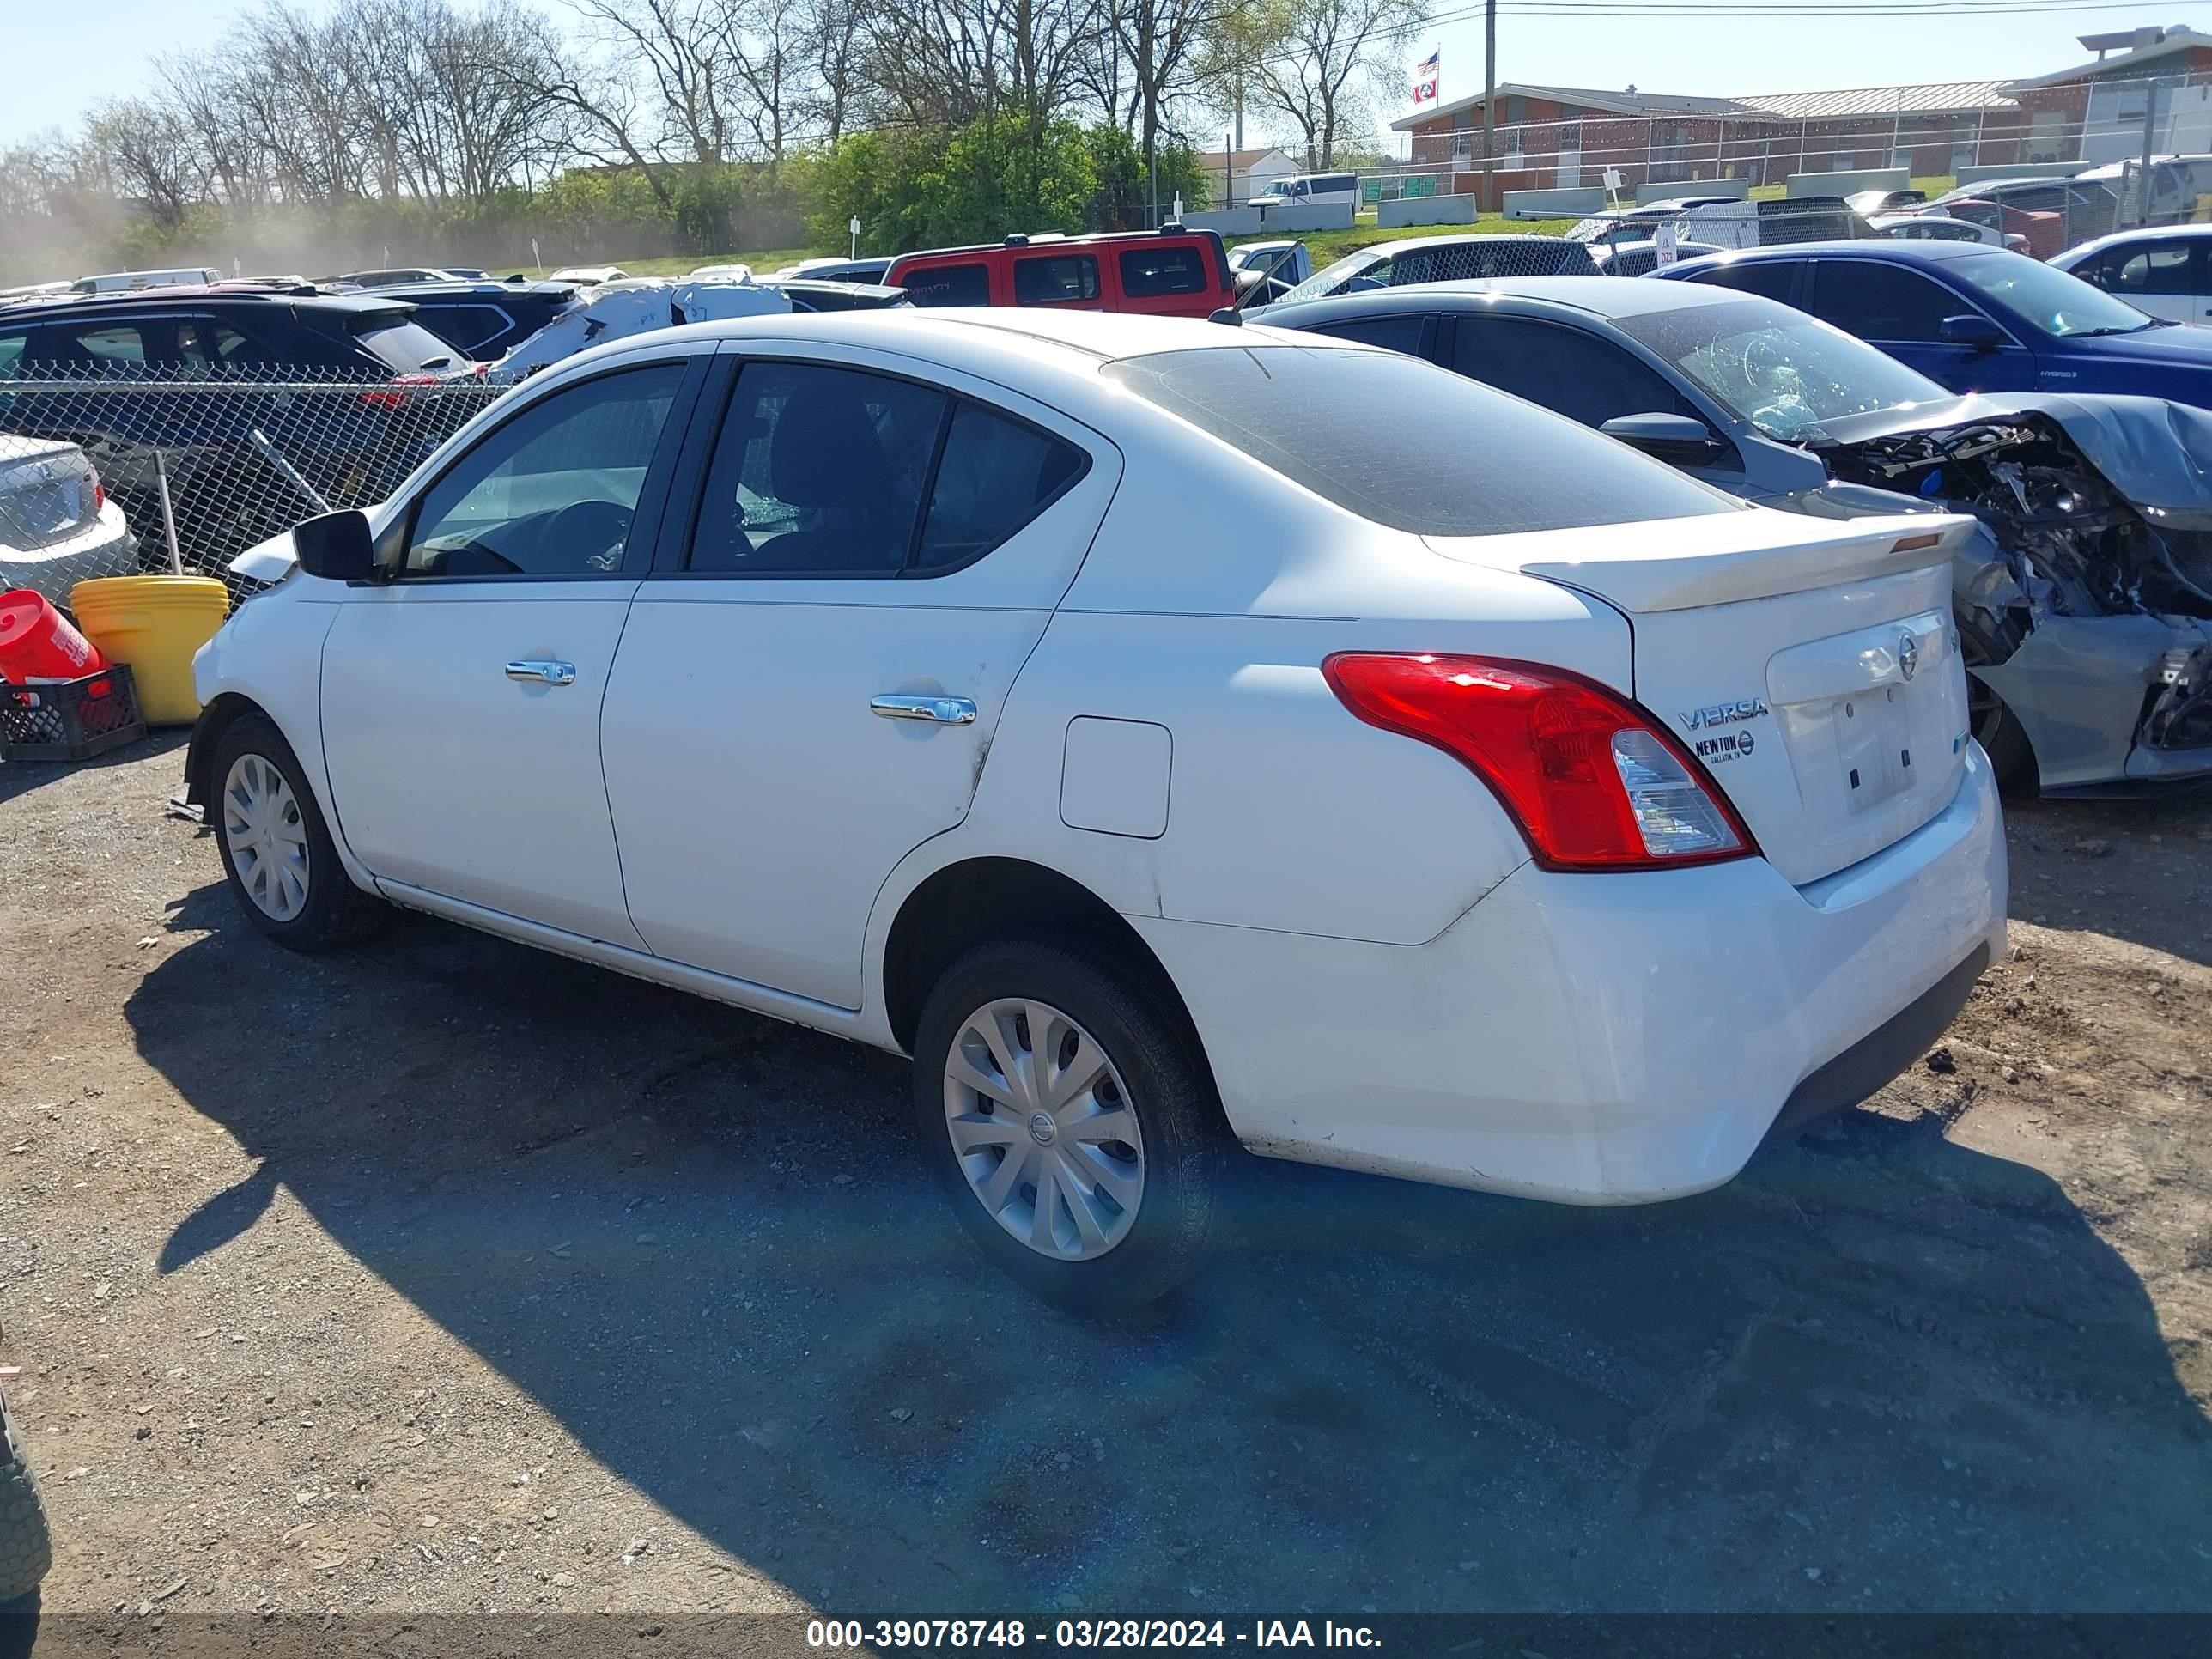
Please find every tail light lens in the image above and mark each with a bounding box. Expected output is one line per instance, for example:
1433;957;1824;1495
360;372;442;410
1322;653;1756;872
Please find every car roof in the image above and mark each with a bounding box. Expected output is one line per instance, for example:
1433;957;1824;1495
1359;234;1577;254
2063;222;2212;254
0;287;416;319
628;307;1330;368
891;228;1218;261
1665;238;1995;272
1265;274;1754;328
373;278;577;298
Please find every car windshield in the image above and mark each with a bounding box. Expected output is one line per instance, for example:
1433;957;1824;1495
1610;295;1950;441
1278;249;1382;305
1942;250;2158;337
1103;344;1740;536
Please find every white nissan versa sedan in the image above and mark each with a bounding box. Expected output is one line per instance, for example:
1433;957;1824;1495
188;310;2008;1310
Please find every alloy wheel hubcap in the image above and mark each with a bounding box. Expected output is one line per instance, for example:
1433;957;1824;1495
942;998;1145;1261
222;752;311;923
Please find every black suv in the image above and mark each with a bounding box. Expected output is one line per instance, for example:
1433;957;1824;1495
0;289;493;578
371;279;580;362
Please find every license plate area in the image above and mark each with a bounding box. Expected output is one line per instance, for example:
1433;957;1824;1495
1833;681;1919;814
1768;608;1963;831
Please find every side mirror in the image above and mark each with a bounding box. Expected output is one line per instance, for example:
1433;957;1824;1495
1599;411;1727;465
1939;313;2006;350
291;508;377;582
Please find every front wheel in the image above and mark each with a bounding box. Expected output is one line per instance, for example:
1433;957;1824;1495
912;943;1227;1315
211;714;385;951
1955;613;2036;795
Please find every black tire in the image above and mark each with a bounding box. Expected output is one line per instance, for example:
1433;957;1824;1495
0;1395;51;1607
210;714;385;951
1955;612;2037;796
912;942;1227;1316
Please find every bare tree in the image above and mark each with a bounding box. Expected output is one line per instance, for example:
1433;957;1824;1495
1245;0;1425;169
1113;0;1212;176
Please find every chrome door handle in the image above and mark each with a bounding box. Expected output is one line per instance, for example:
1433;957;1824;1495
871;693;977;725
506;659;576;686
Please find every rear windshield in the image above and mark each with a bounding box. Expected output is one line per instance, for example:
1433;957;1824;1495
1103;345;1740;537
353;314;465;372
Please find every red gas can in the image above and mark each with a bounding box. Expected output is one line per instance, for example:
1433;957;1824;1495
0;589;109;684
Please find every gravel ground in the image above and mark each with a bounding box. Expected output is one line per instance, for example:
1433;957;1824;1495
2;738;2209;1639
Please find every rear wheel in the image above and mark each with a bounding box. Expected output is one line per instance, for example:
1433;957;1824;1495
912;943;1225;1315
1956;613;2036;795
0;1393;52;1607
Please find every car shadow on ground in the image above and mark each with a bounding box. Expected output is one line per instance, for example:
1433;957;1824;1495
124;886;2212;1613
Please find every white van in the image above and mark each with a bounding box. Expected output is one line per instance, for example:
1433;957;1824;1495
1252;173;1358;208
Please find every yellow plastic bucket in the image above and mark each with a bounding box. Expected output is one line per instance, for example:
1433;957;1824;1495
68;576;230;726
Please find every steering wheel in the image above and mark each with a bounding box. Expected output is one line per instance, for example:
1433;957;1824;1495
544;499;635;572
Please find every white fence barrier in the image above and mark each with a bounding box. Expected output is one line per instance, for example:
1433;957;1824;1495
1377;194;1477;228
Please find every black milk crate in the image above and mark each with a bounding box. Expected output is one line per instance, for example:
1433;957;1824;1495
2;664;148;763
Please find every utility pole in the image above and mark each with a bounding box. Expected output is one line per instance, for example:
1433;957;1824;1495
2134;76;2163;227
1480;0;1497;214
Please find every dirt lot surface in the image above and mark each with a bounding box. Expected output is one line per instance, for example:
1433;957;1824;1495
2;738;2210;1635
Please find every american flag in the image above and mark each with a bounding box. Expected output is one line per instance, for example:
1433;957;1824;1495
1412;50;1439;105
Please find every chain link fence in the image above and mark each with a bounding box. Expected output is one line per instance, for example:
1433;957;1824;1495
0;366;507;604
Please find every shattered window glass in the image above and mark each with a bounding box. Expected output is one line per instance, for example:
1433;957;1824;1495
1612;296;1948;441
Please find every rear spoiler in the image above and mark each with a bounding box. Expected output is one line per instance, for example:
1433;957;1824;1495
1430;514;1978;614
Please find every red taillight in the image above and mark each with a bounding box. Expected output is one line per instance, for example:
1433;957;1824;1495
361;372;441;409
93;482;106;514
1322;653;1757;872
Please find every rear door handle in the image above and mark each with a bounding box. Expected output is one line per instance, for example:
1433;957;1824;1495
871;694;976;725
506;659;576;686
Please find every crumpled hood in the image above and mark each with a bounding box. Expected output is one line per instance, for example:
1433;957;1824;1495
1803;392;2212;530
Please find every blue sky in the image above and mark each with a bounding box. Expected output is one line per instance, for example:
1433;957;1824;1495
5;0;2208;149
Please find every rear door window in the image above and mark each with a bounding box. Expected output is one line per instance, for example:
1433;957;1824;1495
913;404;1086;573
1686;259;1802;302
689;361;947;576
175;319;270;369
902;263;992;307
1451;317;1694;429
1120;246;1210;298
1804;262;1964;343
1013;255;1100;306
1103;345;1737;537
1310;314;1428;355
0;332;27;375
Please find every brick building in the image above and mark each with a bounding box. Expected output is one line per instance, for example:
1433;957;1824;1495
1392;80;2026;205
2004;27;2212;162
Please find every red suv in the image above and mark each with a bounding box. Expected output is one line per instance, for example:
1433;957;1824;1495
884;228;1233;319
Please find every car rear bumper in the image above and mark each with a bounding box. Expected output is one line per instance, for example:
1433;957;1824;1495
1137;743;2008;1206
0;503;137;605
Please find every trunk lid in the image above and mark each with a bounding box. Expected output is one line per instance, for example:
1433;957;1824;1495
0;437;100;551
1425;509;1978;885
